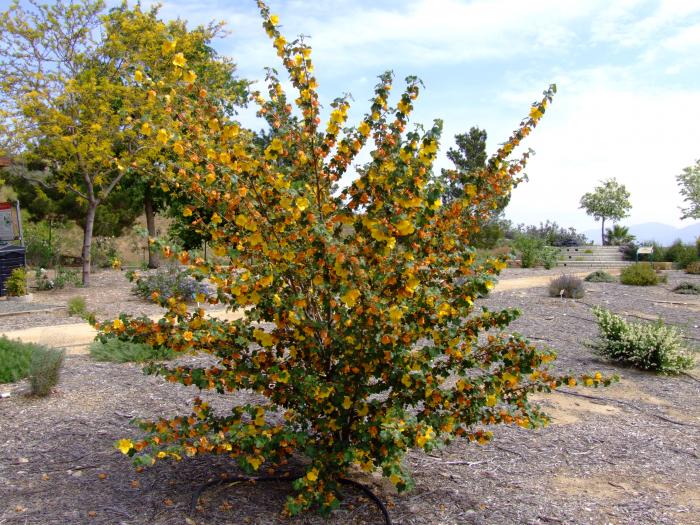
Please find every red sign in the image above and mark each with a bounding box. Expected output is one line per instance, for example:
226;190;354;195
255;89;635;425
0;202;11;210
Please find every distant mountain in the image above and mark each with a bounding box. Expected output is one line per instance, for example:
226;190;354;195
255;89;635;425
584;222;700;246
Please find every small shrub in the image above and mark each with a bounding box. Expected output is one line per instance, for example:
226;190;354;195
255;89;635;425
131;268;216;302
67;296;87;317
548;274;585;298
29;347;64;396
54;267;81;289
672;282;700;295
0;337;37;383
686;261;700;275
540;246;561;269
5;267;28;296
89;338;175;363
34;268;55;290
585;270;616;283
620;263;665;286
91;236;118;269
589;307;695;374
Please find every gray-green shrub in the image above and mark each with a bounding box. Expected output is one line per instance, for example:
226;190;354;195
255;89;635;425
29;348;64;396
585;270;616;283
548;274;584;298
589;307;695;374
672;282;700;295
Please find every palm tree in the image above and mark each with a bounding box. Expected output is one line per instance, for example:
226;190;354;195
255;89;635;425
605;224;635;246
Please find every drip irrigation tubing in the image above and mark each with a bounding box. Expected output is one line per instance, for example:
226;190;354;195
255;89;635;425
189;472;392;524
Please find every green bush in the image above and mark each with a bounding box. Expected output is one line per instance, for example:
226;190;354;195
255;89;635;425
5;267;28;296
54;267;81;289
620;263;666;286
512;234;545;268
585;270;616;283
67;296;87;317
672;282;700;295
540;246;561;269
89;338;175;363
665;240;698;269
29;347;64;396
589;307;695;374
0;337;37;383
686;261;700;275
548;274;584;298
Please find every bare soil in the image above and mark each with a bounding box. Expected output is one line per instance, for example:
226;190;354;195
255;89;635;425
1;269;699;525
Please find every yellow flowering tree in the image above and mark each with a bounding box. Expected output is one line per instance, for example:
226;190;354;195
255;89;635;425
101;2;613;516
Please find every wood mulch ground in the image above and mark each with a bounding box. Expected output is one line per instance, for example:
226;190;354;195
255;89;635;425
1;269;699;524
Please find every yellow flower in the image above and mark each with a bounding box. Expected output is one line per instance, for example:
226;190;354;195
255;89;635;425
389;305;403;324
173;142;185;156
486;394;497;407
306;468;318;482
529;106;543;119
295;197;309;211
140;122;151;136
247;456;262;470
211;212;222;225
156;128;169;145
342;396;352;410
341;288;361;308
405;277;420;294
270;14;279;25
183;70;197;83
183;331;193;342
116;439;133;454
172;52;186;68
358;121;370;137
395;219;415;236
134;70;144;82
162;39;177;54
113;319;124;330
182;207;193;217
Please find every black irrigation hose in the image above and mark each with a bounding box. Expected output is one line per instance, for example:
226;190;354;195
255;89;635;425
189;472;392;525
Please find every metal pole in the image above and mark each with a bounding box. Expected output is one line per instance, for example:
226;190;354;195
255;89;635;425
15;200;24;247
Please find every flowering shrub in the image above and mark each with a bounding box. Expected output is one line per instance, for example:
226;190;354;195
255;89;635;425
99;3;613;516
589;307;695;374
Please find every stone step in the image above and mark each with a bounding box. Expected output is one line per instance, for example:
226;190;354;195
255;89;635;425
560;255;625;261
558;261;631;268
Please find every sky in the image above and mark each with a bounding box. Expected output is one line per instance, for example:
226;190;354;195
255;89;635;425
4;0;700;234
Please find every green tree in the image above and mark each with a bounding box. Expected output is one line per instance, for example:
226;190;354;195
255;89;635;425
677;159;700;220
102;4;246;268
579;178;631;245
440;127;488;203
0;0;245;282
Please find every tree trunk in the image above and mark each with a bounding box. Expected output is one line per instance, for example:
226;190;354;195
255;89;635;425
144;185;159;269
601;219;606;246
81;200;97;287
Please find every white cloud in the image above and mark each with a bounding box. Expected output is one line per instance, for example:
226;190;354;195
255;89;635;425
503;69;700;231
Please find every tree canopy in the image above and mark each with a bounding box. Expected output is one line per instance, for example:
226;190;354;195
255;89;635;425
579;178;631;245
677;159;700;220
0;0;245;283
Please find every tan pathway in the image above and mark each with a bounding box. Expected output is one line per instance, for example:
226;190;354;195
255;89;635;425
1;309;244;355
2;270;613;355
